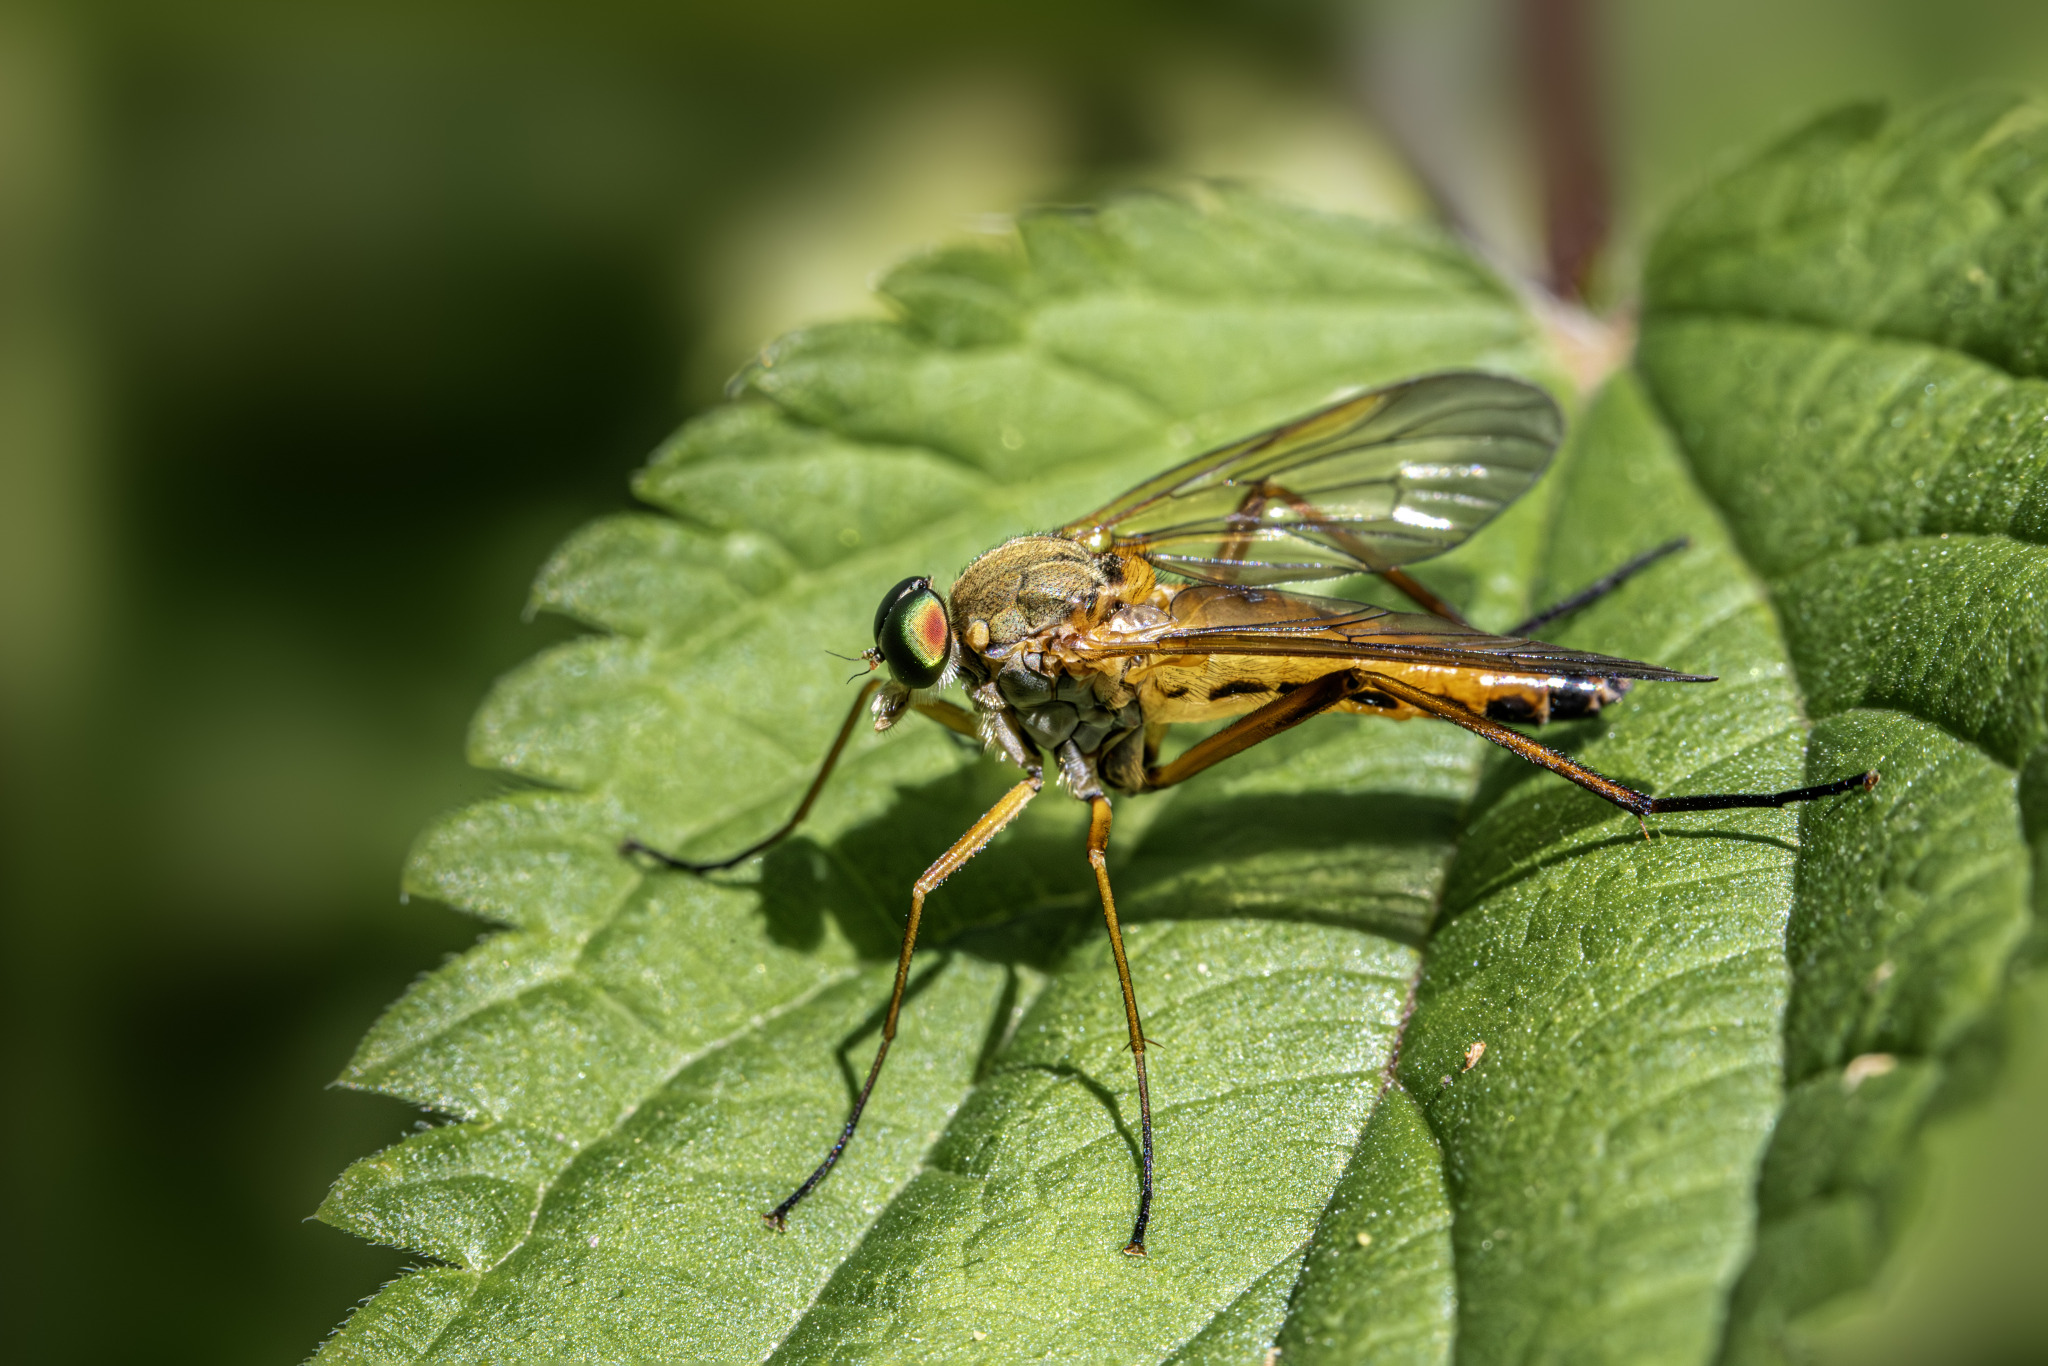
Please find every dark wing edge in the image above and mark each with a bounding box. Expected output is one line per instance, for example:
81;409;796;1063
1072;610;1715;683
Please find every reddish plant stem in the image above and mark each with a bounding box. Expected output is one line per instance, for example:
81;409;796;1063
1519;0;1610;300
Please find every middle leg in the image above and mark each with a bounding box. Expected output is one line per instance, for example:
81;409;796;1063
1087;796;1156;1256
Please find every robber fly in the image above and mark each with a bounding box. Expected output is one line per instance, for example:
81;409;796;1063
622;370;1876;1256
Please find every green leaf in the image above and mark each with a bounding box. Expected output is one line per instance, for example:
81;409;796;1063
1640;90;2046;1363
316;188;1557;1364
313;95;2043;1363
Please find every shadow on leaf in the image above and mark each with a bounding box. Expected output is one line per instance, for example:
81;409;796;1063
1004;1060;1143;1173
774;765;1481;957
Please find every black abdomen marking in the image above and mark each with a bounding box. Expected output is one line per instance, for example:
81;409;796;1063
1208;678;1271;702
1485;676;1634;726
1485;694;1539;723
1551;676;1631;721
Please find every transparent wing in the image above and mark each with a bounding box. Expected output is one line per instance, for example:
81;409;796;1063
1061;371;1563;585
1077;585;1711;682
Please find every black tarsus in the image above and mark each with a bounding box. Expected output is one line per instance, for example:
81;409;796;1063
1126;1063;1155;1255
619;836;751;875
1357;669;1881;832
757;773;1043;1234
620;677;883;874
762;1039;894;1231
1508;537;1690;638
1647;768;1879;814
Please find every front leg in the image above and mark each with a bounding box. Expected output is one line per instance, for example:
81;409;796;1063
621;677;884;872
763;773;1044;1230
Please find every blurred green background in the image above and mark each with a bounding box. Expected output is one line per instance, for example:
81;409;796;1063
2;2;2045;1362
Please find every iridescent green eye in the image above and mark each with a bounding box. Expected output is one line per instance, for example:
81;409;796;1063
874;576;951;690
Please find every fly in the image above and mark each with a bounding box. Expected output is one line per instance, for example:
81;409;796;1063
621;370;1877;1256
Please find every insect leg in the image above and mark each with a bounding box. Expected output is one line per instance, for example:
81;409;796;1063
764;773;1043;1231
1376;567;1474;627
1212;483;1272;569
1143;671;1357;791
1359;671;1878;815
911;696;980;739
621;677;883;873
1206;477;1475;625
1267;478;1482;626
1506;538;1690;638
1085;796;1156;1256
1255;483;1682;635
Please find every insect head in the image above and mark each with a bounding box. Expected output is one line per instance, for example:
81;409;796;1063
872;575;952;689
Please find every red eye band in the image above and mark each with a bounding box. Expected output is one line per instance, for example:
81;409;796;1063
909;598;949;664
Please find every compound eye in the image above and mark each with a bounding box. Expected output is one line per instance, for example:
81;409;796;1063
874;577;950;690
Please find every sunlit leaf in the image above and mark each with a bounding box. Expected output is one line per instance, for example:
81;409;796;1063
313;97;2043;1364
1641;90;2046;1364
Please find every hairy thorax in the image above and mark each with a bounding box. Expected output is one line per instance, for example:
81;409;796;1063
949;536;1156;786
950;536;1118;650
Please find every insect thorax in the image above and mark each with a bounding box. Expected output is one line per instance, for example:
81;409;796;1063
949;535;1149;793
949;535;1115;651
